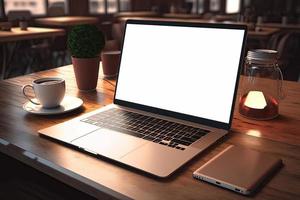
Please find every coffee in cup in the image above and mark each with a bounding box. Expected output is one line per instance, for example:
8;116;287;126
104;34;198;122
22;77;65;108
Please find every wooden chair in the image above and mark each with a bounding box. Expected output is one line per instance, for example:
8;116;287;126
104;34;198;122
275;33;300;81
46;4;69;67
6;10;52;76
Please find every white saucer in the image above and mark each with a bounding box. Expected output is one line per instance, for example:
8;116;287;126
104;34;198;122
23;96;83;115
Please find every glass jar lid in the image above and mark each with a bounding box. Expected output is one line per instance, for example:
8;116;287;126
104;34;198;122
246;49;278;65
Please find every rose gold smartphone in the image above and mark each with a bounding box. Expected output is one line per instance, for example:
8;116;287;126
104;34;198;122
193;145;282;195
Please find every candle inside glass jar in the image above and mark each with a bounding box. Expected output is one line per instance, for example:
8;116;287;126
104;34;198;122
239;91;279;120
244;91;267;109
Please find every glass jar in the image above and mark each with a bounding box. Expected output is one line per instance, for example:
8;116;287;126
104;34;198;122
239;49;285;120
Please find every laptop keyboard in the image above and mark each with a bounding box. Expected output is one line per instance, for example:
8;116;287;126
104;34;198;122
80;108;210;151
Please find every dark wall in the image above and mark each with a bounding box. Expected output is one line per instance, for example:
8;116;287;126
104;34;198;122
1;0;293;20
131;0;183;12
69;0;89;16
246;0;300;22
0;0;5;20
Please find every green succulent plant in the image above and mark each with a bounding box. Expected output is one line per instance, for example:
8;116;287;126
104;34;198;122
67;24;105;58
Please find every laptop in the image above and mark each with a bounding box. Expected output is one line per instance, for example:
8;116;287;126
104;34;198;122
39;20;247;178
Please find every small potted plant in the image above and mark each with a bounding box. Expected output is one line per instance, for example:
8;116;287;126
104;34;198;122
68;24;105;91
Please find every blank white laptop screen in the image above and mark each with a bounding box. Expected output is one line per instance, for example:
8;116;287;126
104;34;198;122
115;23;245;124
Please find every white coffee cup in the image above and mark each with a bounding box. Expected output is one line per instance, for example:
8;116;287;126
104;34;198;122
22;77;65;108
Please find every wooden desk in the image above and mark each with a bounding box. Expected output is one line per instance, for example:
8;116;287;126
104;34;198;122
0;65;299;199
0;27;65;79
34;16;99;27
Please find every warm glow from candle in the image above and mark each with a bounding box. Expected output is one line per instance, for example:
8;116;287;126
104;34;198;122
244;91;267;109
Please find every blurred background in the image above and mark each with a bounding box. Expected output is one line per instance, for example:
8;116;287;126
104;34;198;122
0;0;300;81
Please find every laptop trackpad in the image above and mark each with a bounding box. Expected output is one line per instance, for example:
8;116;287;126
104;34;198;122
71;128;146;159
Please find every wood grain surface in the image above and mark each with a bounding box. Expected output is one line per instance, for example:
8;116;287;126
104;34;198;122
0;65;299;200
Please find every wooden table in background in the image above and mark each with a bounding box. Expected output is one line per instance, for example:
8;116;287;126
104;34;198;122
0;65;299;199
34;16;99;27
162;13;203;19
0;27;65;79
247;27;280;48
0;27;65;42
34;16;98;70
257;23;300;31
247;27;279;39
114;11;159;20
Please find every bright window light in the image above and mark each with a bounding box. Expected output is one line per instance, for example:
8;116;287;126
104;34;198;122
107;0;118;13
89;0;105;14
226;0;240;14
4;0;46;15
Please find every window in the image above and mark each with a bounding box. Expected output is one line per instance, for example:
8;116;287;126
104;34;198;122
48;0;69;15
184;0;206;14
210;0;221;12
89;0;106;14
119;0;130;12
185;0;197;14
226;0;240;14
198;0;205;14
89;0;131;14
4;0;47;16
107;0;117;13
